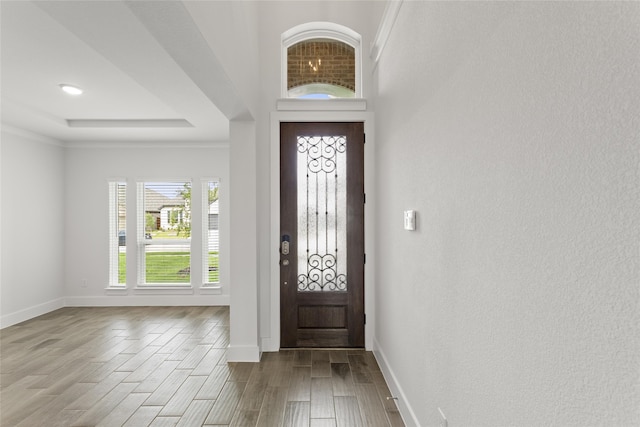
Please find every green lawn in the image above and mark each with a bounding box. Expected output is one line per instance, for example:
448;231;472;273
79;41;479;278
118;252;219;284
149;230;186;239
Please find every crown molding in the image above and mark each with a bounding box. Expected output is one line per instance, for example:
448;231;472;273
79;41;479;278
0;123;65;147
370;0;404;68
64;140;230;149
66;119;193;128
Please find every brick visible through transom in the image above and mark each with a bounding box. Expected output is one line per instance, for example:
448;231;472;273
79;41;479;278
287;39;355;92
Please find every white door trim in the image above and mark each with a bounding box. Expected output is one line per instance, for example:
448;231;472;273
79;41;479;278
267;110;375;352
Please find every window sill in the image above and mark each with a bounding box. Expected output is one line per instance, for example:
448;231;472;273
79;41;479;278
105;285;220;296
200;285;222;295
105;286;128;295
133;285;194;295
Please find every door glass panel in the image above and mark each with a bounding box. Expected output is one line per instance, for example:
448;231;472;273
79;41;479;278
297;135;347;292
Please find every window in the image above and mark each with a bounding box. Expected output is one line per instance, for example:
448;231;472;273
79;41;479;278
137;181;191;285
282;22;362;98
287;39;356;98
202;180;220;286
108;178;221;290
108;181;126;287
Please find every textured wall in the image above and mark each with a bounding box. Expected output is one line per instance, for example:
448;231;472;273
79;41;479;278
374;2;639;425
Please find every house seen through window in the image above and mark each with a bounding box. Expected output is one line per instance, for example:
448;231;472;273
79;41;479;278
137;181;193;285
287;38;356;98
283;23;362;98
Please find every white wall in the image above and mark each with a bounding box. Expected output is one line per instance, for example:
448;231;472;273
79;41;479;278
64;143;230;306
228;121;260;361
373;2;639;426
1;129;66;327
184;1;260;119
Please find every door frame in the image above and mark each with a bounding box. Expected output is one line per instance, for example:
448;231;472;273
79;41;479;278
268;108;375;352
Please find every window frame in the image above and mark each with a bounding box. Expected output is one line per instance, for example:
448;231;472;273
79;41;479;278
201;178;221;289
281;22;362;99
136;180;193;288
108;180;127;288
107;177;224;294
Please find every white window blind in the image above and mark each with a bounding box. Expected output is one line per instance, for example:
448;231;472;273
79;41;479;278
108;181;126;287
137;181;192;285
202;180;220;285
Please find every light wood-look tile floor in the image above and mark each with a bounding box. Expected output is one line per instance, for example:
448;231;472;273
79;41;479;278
0;306;404;427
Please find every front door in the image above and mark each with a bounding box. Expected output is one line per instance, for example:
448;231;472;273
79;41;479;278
280;122;365;348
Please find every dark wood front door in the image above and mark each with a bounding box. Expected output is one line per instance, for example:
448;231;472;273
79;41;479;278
280;122;364;348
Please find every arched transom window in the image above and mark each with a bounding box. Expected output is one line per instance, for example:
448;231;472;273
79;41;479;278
282;22;362;99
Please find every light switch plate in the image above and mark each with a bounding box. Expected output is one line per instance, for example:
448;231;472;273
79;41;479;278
404;210;416;230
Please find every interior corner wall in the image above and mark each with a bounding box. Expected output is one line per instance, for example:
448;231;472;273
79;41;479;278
373;2;639;426
1;130;66;327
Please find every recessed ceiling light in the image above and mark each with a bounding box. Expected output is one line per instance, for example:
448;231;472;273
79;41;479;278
59;84;83;95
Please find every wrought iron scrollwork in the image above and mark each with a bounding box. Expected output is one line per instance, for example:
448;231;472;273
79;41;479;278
297;136;347;174
298;254;347;291
297;135;348;293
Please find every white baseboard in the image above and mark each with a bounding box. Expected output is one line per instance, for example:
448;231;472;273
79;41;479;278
261;336;279;352
0;297;65;329
0;295;230;329
373;337;420;427
65;294;230;306
226;344;261;362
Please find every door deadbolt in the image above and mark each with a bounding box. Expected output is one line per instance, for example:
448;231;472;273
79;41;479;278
281;234;290;255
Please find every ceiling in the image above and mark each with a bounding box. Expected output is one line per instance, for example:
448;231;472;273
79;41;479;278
1;1;235;144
